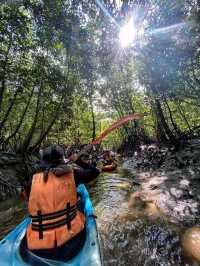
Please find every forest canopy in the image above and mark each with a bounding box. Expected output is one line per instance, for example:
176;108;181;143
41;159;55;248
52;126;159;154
0;0;200;152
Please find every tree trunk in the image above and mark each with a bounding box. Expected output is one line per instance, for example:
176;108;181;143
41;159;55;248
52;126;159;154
0;87;22;132
155;99;179;146
19;83;42;152
156;119;168;143
163;97;181;137
30;108;60;152
30;96;64;152
5;86;34;144
176;100;193;134
0;34;12;111
88;93;96;141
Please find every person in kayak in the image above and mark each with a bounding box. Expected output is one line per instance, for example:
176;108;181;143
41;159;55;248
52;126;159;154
101;150;118;172
21;145;100;262
23;148;100;200
66;149;79;163
75;152;97;169
103;150;117;166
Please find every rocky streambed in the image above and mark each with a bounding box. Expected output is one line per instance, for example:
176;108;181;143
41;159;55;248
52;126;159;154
122;138;200;263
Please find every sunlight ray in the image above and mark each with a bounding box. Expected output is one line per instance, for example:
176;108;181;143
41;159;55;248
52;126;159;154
95;0;119;27
149;22;189;35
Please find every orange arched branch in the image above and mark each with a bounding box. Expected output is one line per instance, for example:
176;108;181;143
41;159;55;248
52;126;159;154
92;113;143;145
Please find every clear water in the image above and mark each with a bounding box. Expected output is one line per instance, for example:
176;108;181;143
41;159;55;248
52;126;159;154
89;167;199;266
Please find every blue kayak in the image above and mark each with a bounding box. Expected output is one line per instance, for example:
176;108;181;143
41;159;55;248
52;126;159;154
0;184;103;266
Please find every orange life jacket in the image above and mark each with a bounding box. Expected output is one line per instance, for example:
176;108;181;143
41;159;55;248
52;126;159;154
26;170;85;250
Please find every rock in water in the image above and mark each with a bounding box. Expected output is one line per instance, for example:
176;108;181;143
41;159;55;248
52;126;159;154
182;226;200;261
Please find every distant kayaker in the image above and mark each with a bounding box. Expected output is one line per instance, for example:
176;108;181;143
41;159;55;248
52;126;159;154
66;149;79;163
75;152;96;168
22;144;100;262
66;149;100;180
101;150;118;172
103;150;117;166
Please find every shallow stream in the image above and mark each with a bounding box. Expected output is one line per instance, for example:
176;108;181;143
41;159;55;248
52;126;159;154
0;162;199;266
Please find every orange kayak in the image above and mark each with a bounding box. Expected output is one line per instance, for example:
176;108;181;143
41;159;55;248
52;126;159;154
102;164;117;172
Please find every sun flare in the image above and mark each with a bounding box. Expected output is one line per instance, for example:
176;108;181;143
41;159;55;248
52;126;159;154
119;18;136;47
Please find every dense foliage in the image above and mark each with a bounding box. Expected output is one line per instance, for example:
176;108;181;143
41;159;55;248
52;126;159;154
0;0;200;152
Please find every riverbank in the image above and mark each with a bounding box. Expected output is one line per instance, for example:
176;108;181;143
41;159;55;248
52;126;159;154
124;138;200;225
0;152;39;200
0;152;24;200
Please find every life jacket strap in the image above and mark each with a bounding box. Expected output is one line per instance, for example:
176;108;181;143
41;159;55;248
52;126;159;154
30;204;76;222
37;210;43;239
31;203;77;239
32;211;77;231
